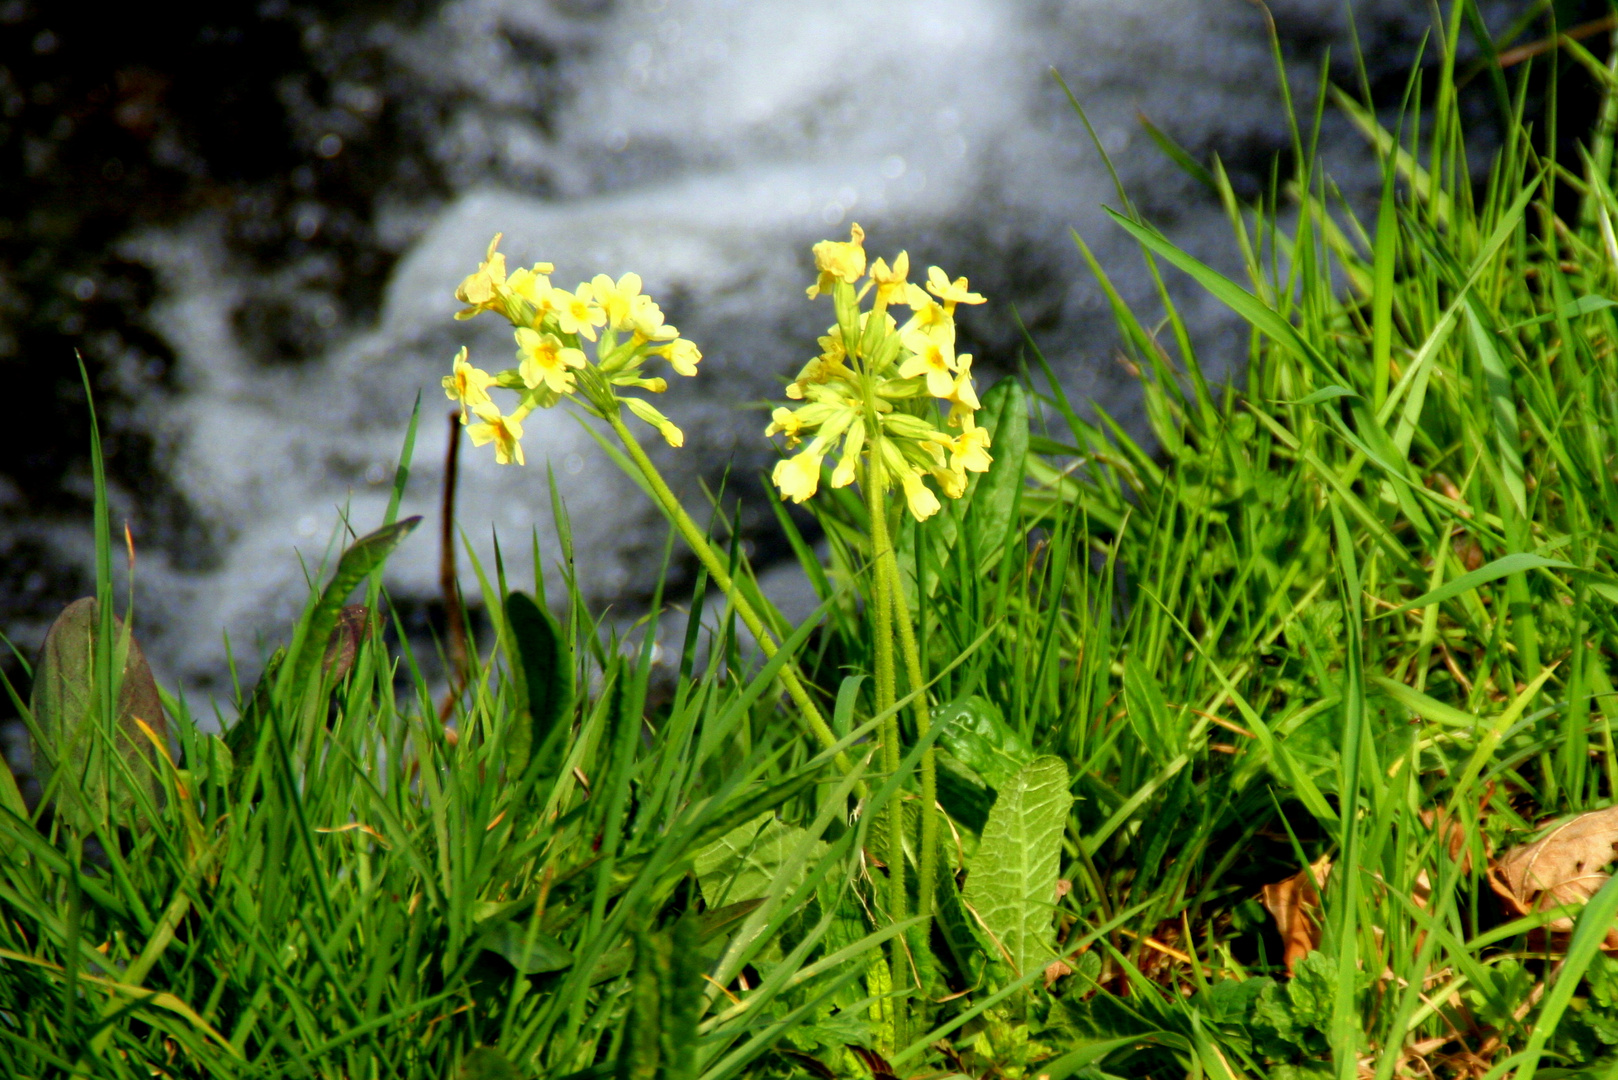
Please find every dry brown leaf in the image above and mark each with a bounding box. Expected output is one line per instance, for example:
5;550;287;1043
1260;855;1331;975
1043;959;1072;988
1487;805;1618;952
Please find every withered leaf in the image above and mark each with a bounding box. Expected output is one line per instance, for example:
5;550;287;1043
1260;855;1331;975
322;604;369;683
1488;805;1618;951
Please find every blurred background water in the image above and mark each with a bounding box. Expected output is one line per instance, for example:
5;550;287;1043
0;0;1587;732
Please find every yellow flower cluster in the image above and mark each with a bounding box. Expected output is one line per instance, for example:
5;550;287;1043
768;224;991;521
442;234;702;463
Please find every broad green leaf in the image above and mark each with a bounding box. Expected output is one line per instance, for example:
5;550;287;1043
477;919;575;974
934;854;992;984
694;813;828;908
457;1047;524;1080
616;917;703;1080
505;590;574;777
965;377;1029;571
935;753;995;834
288;516;421;694
29;597;166;831
962;755;1072;979
1368;676;1477;728
1384;553;1573;616
1123;657;1179;766
935;696;1032;792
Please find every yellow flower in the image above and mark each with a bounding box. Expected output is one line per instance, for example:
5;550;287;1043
772;449;824;503
900;287;952;339
830;418;864;488
591;272;643;331
551;283;606;341
924;266;985;310
655;338;702;377
868;251;910;309
455;234;510;319
786;333;850;399
943;353;982;413
949;421;993;474
508;264;556;322
898;467;941;521
515;328;586;394
806;223;866;299
442;346;495;422
899;326;959;398
932;465;968;499
628;294;677;341
468;400;526;466
765;406;807;447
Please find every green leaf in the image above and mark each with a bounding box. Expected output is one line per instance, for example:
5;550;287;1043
934;854;992;984
1123;658;1178;767
1383;552;1573;616
935;753;995;834
934;696;1032;792
287;517;421;695
965;377;1030;571
1284;385;1360;406
477;919;575;974
962;755;1072;979
458;1047;525;1080
1106;208;1333;378
694;813;828;908
28;597;167;831
505;591;574;778
224;647;283;768
616;916;703;1080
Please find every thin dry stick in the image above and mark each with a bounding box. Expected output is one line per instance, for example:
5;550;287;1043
1496;16;1617;69
439;411;469;721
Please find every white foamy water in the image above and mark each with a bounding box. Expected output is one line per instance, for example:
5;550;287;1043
68;0;1453;698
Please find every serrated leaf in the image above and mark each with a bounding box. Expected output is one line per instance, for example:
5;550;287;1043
962;755;1072;979
29;597;167;831
505;591;573;778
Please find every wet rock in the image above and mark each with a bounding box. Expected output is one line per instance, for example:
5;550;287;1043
0;0;1542;706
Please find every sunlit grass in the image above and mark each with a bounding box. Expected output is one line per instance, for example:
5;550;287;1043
9;5;1618;1077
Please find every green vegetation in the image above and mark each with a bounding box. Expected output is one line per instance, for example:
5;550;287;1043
11;5;1618;1077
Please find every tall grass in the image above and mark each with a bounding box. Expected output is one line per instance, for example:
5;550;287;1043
9;4;1618;1077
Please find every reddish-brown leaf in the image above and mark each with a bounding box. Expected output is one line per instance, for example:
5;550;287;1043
1260;855;1331;975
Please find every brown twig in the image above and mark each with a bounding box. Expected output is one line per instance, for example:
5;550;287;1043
438;411;469;722
1497;15;1617;69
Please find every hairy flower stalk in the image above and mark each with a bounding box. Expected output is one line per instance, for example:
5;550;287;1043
443;234;850;773
769;223;992;1032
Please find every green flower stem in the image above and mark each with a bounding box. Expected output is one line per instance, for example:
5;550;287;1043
602;409;850;775
881;547;937;928
862;445;908;1042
